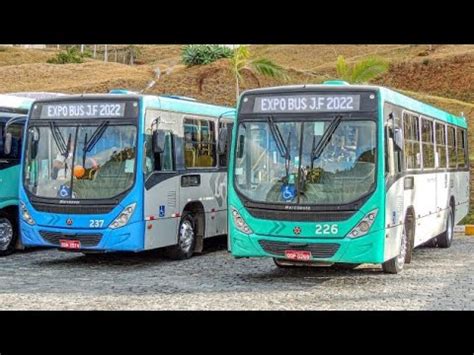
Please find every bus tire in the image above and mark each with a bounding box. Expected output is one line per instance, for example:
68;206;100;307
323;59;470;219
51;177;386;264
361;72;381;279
382;222;408;274
437;205;454;249
166;213;196;260
0;217;17;257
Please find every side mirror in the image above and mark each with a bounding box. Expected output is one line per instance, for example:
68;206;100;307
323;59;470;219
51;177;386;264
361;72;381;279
217;127;228;155
152;130;167;154
3;132;12;155
393;128;404;151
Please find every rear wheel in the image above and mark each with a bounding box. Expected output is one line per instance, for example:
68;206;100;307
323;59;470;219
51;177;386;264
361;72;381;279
438;206;454;248
0;217;17;257
382;223;408;274
166;213;196;260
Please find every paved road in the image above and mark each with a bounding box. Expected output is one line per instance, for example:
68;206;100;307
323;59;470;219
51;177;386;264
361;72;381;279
0;234;473;310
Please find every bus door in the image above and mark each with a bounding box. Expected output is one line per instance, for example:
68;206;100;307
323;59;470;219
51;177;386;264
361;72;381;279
144;111;180;250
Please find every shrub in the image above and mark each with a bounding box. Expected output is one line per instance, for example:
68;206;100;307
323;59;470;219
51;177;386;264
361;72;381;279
181;45;233;66
47;47;87;64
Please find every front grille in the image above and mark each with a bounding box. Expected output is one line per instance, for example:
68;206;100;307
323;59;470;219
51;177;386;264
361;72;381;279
32;202;114;215
258;240;340;258
39;231;103;247
247;208;355;222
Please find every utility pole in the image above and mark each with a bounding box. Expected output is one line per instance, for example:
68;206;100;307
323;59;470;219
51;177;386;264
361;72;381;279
104;45;108;62
80;45;84;53
93;45;97;58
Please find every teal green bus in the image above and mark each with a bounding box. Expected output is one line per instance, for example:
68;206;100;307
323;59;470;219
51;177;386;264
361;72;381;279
0;93;66;256
228;82;469;273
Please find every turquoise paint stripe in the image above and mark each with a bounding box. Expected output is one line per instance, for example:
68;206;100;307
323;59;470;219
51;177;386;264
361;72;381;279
379;87;467;128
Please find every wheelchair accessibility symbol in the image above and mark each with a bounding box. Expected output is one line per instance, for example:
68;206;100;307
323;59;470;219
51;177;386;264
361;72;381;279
159;205;165;218
58;185;71;198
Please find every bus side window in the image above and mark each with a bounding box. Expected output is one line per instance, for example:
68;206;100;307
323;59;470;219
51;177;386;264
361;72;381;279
421;118;435;169
184;118;217;168
403;112;421;170
456;127;467;168
447;125;456;168
435;122;447;168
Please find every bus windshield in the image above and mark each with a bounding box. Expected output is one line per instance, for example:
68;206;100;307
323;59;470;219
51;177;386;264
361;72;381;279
234;118;376;205
23;122;137;200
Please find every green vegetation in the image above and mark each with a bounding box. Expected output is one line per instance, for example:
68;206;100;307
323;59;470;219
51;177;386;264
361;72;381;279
47;47;89;64
229;45;288;101
181;45;233;66
335;55;389;83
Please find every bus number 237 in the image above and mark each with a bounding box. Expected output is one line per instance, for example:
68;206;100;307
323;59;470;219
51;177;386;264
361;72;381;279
89;220;104;228
315;224;338;235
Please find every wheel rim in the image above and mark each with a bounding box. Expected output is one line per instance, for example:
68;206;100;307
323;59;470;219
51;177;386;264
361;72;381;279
0;220;13;251
396;227;408;267
179;219;194;253
447;209;453;242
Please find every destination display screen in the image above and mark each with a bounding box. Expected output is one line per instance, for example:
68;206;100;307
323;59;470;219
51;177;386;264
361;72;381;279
39;102;127;119
253;94;361;113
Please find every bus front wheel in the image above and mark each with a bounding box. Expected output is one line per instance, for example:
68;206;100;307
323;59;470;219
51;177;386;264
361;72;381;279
382;223;408;274
166;213;196;260
0;217;17;257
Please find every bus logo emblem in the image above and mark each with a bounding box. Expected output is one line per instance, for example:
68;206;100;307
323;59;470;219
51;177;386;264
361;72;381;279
159;205;165;218
293;226;302;235
66;218;73;226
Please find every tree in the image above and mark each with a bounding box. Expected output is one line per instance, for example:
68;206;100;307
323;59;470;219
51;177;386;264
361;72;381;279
335;55;388;84
126;45;142;65
229;46;288;102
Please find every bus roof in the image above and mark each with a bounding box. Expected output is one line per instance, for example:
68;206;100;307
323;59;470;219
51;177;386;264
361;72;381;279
240;83;466;128
0;92;67;114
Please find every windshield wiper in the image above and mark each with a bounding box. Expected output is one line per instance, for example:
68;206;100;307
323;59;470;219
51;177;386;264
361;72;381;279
267;116;292;180
81;121;110;165
311;115;343;162
49;122;67;155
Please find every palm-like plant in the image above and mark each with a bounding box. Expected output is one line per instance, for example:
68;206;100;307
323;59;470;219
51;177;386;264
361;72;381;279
335;55;388;84
230;46;288;102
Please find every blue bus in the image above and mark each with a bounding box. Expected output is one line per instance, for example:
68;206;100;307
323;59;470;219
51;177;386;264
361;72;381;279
19;91;235;259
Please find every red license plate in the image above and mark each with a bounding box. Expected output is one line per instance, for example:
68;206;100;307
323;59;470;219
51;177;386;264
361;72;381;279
59;239;81;249
285;250;311;261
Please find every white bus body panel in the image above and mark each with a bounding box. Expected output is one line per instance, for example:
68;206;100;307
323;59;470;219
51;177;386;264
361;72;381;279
384;171;469;261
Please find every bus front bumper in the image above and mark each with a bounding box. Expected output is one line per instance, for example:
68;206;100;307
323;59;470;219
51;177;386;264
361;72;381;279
20;220;145;252
230;229;385;264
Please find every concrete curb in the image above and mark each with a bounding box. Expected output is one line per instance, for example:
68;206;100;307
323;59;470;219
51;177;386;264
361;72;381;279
455;225;474;235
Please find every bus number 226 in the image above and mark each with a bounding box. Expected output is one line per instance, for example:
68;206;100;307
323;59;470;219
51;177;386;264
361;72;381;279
315;224;338;235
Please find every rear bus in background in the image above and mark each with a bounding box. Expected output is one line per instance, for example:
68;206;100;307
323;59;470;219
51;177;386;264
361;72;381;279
19;91;235;259
228;82;469;273
0;93;65;256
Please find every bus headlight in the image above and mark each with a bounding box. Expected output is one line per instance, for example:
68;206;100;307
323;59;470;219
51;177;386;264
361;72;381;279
20;202;36;225
347;209;378;239
110;203;136;229
231;208;253;235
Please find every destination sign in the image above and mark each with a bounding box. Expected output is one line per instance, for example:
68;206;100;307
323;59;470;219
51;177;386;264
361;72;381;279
253;95;361;113
39;102;126;119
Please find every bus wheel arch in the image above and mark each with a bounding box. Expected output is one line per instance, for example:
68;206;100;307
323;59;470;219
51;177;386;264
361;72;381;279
166;201;206;260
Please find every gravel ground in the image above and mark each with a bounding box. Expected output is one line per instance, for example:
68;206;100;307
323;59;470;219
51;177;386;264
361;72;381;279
0;234;473;310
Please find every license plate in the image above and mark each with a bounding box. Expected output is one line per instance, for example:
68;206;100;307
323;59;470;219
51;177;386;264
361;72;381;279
59;239;81;249
284;250;311;261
